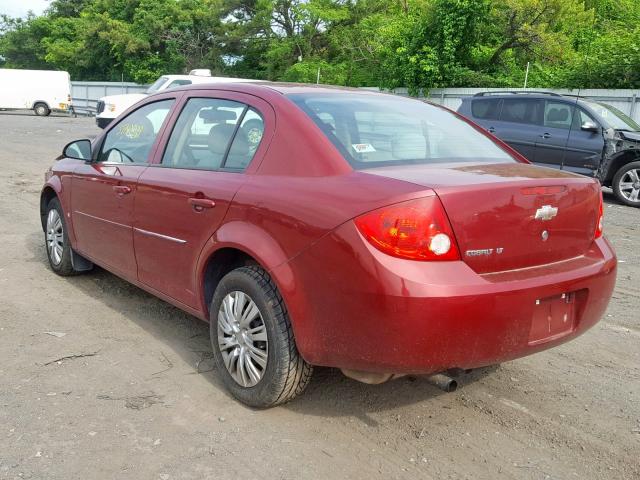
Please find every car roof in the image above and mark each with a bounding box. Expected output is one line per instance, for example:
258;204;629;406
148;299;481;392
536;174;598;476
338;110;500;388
166;81;386;96
467;92;584;102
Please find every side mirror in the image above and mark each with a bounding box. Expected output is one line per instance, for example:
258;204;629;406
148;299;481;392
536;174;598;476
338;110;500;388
63;139;92;161
581;121;599;133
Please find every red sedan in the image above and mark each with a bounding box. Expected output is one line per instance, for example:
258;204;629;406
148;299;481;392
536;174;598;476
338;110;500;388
41;83;616;407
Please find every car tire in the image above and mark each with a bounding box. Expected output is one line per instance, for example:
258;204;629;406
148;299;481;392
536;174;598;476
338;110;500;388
613;161;640;207
34;103;51;117
44;198;78;276
210;266;313;408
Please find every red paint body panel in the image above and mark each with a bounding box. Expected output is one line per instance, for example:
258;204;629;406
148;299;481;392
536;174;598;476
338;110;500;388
42;83;617;375
71;163;147;278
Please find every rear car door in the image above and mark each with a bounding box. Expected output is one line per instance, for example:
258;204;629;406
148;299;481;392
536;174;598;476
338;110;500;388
133;91;273;308
71;98;175;278
466;97;502;133
494;98;544;161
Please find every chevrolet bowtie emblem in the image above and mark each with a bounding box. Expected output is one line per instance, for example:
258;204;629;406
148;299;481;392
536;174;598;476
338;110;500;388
534;205;558;221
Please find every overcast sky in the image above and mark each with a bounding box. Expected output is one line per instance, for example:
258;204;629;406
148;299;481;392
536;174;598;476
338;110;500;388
0;0;48;18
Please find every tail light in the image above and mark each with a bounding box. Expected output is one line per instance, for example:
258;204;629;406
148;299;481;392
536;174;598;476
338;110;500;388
595;189;604;239
354;196;460;261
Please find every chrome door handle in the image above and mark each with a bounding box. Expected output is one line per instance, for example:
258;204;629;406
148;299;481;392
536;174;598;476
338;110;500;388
113;185;131;195
539;133;551;139
189;197;216;211
487;127;496;133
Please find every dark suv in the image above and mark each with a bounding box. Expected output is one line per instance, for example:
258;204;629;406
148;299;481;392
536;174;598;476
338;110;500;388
458;92;640;206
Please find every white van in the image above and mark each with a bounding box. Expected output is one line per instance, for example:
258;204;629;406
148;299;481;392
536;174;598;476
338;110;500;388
95;69;257;128
0;69;72;116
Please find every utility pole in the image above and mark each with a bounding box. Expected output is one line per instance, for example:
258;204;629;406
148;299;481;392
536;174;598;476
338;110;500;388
523;62;530;89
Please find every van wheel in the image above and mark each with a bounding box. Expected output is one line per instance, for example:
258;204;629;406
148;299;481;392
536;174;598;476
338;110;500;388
210;266;313;408
34;103;51;117
613;161;640;207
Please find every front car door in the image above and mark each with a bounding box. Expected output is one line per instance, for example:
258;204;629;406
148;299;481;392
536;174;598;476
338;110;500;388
534;100;574;169
561;107;605;176
71;98;176;278
133;91;273;308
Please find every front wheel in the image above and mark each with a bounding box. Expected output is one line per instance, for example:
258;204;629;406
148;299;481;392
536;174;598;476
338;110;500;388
34;102;51;117
44;198;78;276
210;266;312;408
613;161;640;207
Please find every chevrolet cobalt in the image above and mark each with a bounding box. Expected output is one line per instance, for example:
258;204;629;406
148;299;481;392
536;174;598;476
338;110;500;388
41;84;616;407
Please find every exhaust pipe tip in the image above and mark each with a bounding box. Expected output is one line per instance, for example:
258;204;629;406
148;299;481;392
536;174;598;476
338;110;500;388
426;373;458;392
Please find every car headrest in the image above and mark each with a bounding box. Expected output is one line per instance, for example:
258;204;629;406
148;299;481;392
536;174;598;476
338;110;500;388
391;133;427;161
208;124;236;155
547;108;569;122
199;108;237;124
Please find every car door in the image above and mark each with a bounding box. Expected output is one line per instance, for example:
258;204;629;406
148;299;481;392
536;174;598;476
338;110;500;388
494;98;544;162
534;100;575;169
133;91;273;308
71;97;176;279
561;107;605;176
467;97;502;132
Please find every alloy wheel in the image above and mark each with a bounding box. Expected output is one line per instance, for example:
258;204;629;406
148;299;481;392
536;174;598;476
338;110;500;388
618;168;640;202
46;209;64;265
217;291;268;387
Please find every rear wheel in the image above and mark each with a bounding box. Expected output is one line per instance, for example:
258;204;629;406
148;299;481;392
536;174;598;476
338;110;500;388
613;161;640;207
34;102;51;117
210;266;312;408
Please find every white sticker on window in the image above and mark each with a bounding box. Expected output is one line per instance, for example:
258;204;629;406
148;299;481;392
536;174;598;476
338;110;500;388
352;143;376;153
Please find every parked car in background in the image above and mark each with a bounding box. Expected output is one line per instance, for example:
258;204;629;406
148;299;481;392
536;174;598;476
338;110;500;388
95;69;256;128
42;84;616;407
458;92;640;206
0;68;72;116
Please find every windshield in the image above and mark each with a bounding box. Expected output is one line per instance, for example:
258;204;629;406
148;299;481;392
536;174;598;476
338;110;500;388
583;101;640;131
288;93;516;169
145;76;169;94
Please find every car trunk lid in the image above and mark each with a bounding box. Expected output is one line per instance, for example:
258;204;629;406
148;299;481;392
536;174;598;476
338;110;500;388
363;162;601;274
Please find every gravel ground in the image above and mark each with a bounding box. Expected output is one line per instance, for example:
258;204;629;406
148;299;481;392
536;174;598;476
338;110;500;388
0;112;638;480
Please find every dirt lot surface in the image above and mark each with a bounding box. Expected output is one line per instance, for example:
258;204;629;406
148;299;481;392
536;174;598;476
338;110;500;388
0;112;638;480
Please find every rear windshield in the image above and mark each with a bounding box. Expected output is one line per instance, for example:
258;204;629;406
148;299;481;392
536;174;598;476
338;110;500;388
288;93;515;169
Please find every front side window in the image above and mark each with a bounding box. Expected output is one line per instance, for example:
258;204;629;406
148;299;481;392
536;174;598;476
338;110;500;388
146;77;169;94
162;97;264;171
98;99;174;164
544;101;574;130
166;79;192;90
288;93;515;169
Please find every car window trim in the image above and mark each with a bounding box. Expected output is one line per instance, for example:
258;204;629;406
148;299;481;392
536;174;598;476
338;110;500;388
95;97;179;165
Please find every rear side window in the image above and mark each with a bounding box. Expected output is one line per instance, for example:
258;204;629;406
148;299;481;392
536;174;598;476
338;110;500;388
500;99;542;125
471;99;501;120
162;97;264;171
288;93;516;169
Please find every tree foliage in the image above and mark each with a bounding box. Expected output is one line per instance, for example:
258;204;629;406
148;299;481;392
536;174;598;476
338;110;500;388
0;0;638;88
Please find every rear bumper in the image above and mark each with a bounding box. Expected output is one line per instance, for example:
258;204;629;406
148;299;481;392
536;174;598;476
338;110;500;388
277;223;617;374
